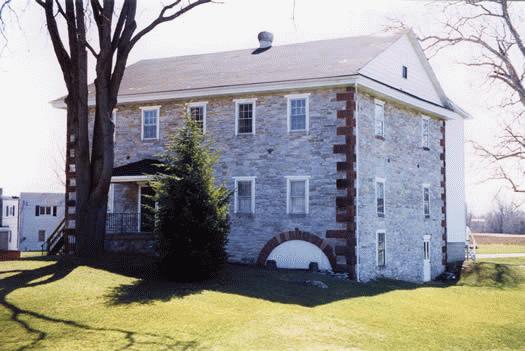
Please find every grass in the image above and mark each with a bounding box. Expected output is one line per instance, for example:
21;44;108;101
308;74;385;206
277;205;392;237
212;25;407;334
1;256;525;351
477;243;525;254
478;256;525;266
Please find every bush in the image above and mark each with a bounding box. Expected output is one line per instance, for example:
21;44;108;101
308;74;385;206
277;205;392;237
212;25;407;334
152;117;230;281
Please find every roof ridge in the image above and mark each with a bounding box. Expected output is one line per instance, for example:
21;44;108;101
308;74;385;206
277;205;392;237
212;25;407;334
132;32;403;65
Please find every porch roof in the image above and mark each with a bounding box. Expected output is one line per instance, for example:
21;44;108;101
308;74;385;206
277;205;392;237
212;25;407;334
112;159;162;177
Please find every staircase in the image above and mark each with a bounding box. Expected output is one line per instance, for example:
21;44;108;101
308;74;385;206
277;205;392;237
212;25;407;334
42;218;66;255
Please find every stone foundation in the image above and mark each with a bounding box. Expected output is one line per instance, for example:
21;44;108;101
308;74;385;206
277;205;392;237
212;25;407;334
104;234;157;256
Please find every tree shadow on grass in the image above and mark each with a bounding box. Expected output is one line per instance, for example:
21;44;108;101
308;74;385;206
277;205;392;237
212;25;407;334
0;256;198;351
100;255;431;308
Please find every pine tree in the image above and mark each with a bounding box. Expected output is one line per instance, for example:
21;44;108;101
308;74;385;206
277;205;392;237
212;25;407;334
152;117;230;281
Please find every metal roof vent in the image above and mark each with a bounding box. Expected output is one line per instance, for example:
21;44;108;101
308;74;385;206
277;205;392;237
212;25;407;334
258;31;273;49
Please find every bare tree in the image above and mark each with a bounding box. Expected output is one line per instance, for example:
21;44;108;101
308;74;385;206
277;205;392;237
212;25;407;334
417;0;525;193
1;1;214;257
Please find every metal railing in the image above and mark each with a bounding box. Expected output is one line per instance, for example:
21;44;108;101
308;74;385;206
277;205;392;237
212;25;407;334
42;217;65;255
106;213;153;234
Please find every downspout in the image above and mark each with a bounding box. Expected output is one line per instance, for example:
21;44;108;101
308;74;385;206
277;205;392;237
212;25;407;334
354;81;360;282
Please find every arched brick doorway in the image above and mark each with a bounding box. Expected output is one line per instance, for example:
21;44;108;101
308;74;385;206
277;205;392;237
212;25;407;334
257;229;336;270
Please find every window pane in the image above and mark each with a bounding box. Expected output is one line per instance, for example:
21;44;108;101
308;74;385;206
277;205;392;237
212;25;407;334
378;233;385;266
143;110;158;139
143;125;157;139
422;119;429;147
290;99;306;130
290;180;305;197
375;104;384;136
376;182;385;215
190;106;204;130
237;181;252;213
290;180;306;214
238;103;253;134
38;230;46;242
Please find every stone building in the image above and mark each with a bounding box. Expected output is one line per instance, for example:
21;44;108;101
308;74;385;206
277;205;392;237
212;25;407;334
53;30;469;283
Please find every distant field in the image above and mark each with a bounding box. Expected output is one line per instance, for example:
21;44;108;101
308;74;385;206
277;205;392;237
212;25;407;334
473;233;525;245
477;244;525;254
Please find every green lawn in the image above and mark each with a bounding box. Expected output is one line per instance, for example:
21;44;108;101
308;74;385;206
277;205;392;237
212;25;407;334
477;243;525;254
1;256;524;351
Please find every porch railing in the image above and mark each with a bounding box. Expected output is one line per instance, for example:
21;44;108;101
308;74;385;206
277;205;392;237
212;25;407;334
106;213;153;234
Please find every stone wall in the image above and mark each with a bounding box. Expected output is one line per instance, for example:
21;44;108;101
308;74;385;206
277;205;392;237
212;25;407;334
108;87;446;282
356;92;445;282
104;234;157;256
111;88;346;266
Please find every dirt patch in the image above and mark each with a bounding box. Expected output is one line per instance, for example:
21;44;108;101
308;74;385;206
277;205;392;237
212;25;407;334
473;234;525;245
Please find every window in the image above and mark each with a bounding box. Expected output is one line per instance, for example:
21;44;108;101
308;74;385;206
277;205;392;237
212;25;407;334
376;178;385;217
423;184;430;219
423;238;430;260
38;230;46;242
234;177;255;213
374;99;385;138
235;99;256;135
36;205;52;216
402;65;408;79
141;106;160;140
10;206;15;216
107;184;114;213
53;206;57;217
286;176;310;214
377;231;386;267
421;117;430;149
188;102;207;132
287;94;309;132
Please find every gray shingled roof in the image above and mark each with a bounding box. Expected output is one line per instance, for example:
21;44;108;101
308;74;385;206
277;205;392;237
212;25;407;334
93;33;402;98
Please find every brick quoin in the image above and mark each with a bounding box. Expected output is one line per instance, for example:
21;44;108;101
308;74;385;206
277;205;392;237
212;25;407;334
256;229;337;270
326;87;357;278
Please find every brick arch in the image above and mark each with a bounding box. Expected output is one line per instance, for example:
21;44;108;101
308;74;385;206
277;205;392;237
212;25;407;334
256;228;337;270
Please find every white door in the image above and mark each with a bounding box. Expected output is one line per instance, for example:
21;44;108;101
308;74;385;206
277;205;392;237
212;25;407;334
423;235;431;282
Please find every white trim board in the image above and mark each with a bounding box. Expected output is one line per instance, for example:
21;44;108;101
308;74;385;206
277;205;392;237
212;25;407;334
111;175;153;183
51;74;468;120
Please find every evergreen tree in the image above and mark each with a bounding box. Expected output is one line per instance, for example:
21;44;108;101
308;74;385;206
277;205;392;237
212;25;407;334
152;117;230;281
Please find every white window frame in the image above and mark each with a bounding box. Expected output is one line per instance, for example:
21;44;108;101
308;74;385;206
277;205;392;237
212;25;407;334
374;99;385;138
286;93;310;133
140;106;161;141
376;230;386;267
107;184;115;213
233;176;256;214
285;176;310;214
187;101;208;133
423;183;431;219
375;177;386;217
421;116;430;149
234;98;257;135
